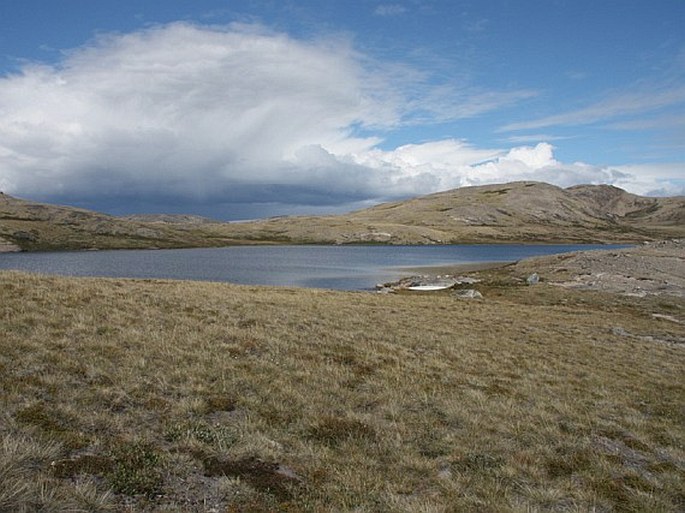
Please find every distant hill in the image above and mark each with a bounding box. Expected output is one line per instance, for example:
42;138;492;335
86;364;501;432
218;182;685;244
0;192;238;251
1;182;683;251
121;213;219;225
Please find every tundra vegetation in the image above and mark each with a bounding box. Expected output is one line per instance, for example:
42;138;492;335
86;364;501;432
1;264;683;512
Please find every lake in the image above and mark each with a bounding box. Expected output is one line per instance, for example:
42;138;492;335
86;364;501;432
0;244;626;290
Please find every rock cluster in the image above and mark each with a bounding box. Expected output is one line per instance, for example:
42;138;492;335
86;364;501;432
514;239;685;297
376;275;482;294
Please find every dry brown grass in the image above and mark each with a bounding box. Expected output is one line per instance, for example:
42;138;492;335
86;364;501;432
1;270;683;511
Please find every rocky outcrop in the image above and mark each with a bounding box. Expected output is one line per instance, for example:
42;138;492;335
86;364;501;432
377;275;482;293
513;239;685;297
454;289;483;299
0;235;21;252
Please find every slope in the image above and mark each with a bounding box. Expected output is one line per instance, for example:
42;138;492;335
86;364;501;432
1;182;683;251
217;182;685;244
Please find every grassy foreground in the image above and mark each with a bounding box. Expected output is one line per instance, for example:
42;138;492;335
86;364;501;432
1;270;683;512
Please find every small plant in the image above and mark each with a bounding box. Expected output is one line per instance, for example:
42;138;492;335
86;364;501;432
15;402;85;449
164;421;237;448
453;452;504;472
107;441;163;497
308;415;376;447
203;393;237;413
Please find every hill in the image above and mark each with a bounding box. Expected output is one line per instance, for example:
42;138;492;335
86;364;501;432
212;181;685;245
121;213;219;225
1;182;684;251
0;192;241;251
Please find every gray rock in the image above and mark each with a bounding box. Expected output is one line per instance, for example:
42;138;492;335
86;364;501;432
437;466;452;479
526;273;540;285
611;327;631;337
135;227;162;239
456;277;481;285
0;236;21;253
455;289;483;299
12;230;37;241
275;464;303;482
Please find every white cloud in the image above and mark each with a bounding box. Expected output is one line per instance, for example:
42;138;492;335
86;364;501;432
503;134;575;144
606;113;685;131
350;139;503;193
0;22;680;217
0;24;387;200
500;85;685;132
465;144;628;188
610;163;685;196
0;22;535;214
374;4;407;16
352;141;681;198
565;70;588;81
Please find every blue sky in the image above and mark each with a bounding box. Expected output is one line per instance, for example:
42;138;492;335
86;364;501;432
0;0;683;219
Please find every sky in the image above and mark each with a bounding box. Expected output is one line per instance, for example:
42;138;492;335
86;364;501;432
0;0;683;219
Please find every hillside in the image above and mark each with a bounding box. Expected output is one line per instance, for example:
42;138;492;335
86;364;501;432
0;192;241;251
121;213;219;225
343;182;685;242
213;182;685;245
1;182;684;251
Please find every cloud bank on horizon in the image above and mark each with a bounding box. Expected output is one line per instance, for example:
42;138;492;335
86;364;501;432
0;16;683;218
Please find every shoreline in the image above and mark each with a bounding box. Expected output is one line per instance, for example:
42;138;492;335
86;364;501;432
396;260;514;276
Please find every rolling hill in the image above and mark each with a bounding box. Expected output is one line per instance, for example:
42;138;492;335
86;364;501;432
0;192;238;251
1;182;683;251
213;182;685;245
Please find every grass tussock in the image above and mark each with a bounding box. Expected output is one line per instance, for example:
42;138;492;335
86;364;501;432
0;270;683;512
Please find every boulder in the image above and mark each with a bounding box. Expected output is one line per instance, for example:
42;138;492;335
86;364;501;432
456;276;481;285
0;236;21;252
455;289;483;299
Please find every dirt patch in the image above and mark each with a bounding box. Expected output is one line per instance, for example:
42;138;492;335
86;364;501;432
51;453;113;478
201;456;302;500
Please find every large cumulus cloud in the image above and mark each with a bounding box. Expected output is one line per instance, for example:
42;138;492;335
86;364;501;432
352;141;638;193
0;23;680;218
0;23;386;203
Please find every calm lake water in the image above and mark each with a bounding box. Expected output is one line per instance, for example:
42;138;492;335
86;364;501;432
0;244;626;290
